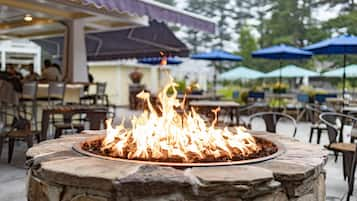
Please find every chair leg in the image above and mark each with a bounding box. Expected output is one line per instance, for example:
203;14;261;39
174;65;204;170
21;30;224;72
334;151;339;163
317;129;322;144
35;133;40;143
309;128;314;143
54;128;62;139
32;101;38;131
8;138;15;164
105;95;109;106
26;135;33;148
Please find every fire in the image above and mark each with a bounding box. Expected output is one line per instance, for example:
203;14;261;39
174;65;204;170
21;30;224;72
101;76;259;163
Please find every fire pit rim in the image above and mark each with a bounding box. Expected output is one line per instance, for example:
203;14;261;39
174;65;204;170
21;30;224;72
72;133;286;167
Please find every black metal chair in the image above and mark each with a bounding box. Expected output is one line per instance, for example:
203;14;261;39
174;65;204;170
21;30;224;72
306;104;328;144
0;107;39;163
247;112;297;137
80;82;109;106
345;111;357;143
48;82;66;105
319;112;357;179
20;81;38;130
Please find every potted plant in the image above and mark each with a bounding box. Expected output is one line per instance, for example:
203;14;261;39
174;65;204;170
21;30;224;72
129;68;143;84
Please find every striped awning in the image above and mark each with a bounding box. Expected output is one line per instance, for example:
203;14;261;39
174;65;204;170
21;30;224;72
64;0;216;33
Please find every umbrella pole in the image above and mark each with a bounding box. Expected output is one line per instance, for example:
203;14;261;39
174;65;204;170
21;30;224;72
213;62;217;97
278;60;282;109
343;54;347;101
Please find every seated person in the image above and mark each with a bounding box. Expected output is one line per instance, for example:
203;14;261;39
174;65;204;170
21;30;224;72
23;64;40;82
40;60;62;82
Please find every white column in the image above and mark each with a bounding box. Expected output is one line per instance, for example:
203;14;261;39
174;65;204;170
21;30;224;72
150;67;159;94
1;51;5;71
33;51;41;74
62;19;88;82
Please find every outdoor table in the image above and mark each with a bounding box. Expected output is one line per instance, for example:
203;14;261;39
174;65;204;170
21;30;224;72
189;100;240;125
177;94;223;101
37;83;84;103
40;104;107;141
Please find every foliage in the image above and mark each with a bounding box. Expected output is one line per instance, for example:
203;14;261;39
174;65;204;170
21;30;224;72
268;98;288;108
299;85;328;100
174;80;186;93
217;86;241;100
217;86;251;104
272;82;289;93
237;26;258;67
337;80;353;90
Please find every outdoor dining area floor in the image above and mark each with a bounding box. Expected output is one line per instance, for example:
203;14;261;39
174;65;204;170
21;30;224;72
0;107;355;201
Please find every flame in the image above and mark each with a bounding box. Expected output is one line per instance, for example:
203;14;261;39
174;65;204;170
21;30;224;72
102;76;259;163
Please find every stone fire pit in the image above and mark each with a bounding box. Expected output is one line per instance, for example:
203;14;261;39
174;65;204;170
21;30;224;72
26;131;328;201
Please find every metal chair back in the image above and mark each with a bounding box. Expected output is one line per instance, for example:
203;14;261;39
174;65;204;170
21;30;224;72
319;112;357;144
22;81;38;100
96;82;106;96
48;82;65;104
248;112;297;137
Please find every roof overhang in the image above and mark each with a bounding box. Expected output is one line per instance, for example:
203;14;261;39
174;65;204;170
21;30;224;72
0;0;215;39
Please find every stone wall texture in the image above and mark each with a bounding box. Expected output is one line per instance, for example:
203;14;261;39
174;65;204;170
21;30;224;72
26;132;328;201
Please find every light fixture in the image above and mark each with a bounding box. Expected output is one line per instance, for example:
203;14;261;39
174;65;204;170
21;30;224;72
24;14;33;22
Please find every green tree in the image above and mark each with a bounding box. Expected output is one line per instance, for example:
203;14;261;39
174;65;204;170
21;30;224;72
238;26;258;66
260;0;323;47
183;0;254;53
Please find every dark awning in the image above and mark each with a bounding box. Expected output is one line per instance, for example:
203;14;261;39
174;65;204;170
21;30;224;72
58;0;215;33
33;21;189;61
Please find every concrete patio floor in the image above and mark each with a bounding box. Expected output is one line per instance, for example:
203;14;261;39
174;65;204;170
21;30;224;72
0;109;356;201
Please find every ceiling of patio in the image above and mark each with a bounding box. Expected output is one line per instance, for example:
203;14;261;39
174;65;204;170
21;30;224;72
0;0;215;40
0;0;148;39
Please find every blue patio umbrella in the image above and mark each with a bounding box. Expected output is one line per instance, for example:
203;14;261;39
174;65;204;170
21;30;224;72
304;35;357;98
138;57;182;65
219;66;265;80
191;50;243;61
252;44;312;107
191;50;243;95
252;44;312;84
264;65;319;78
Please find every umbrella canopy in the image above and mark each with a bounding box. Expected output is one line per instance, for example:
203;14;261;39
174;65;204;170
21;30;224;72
264;65;319;78
191;50;243;61
304;35;357;98
252;44;312;108
323;64;357;77
191;50;243;95
138;57;183;65
304;35;357;54
219;66;265;80
252;44;313;60
34;21;189;61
